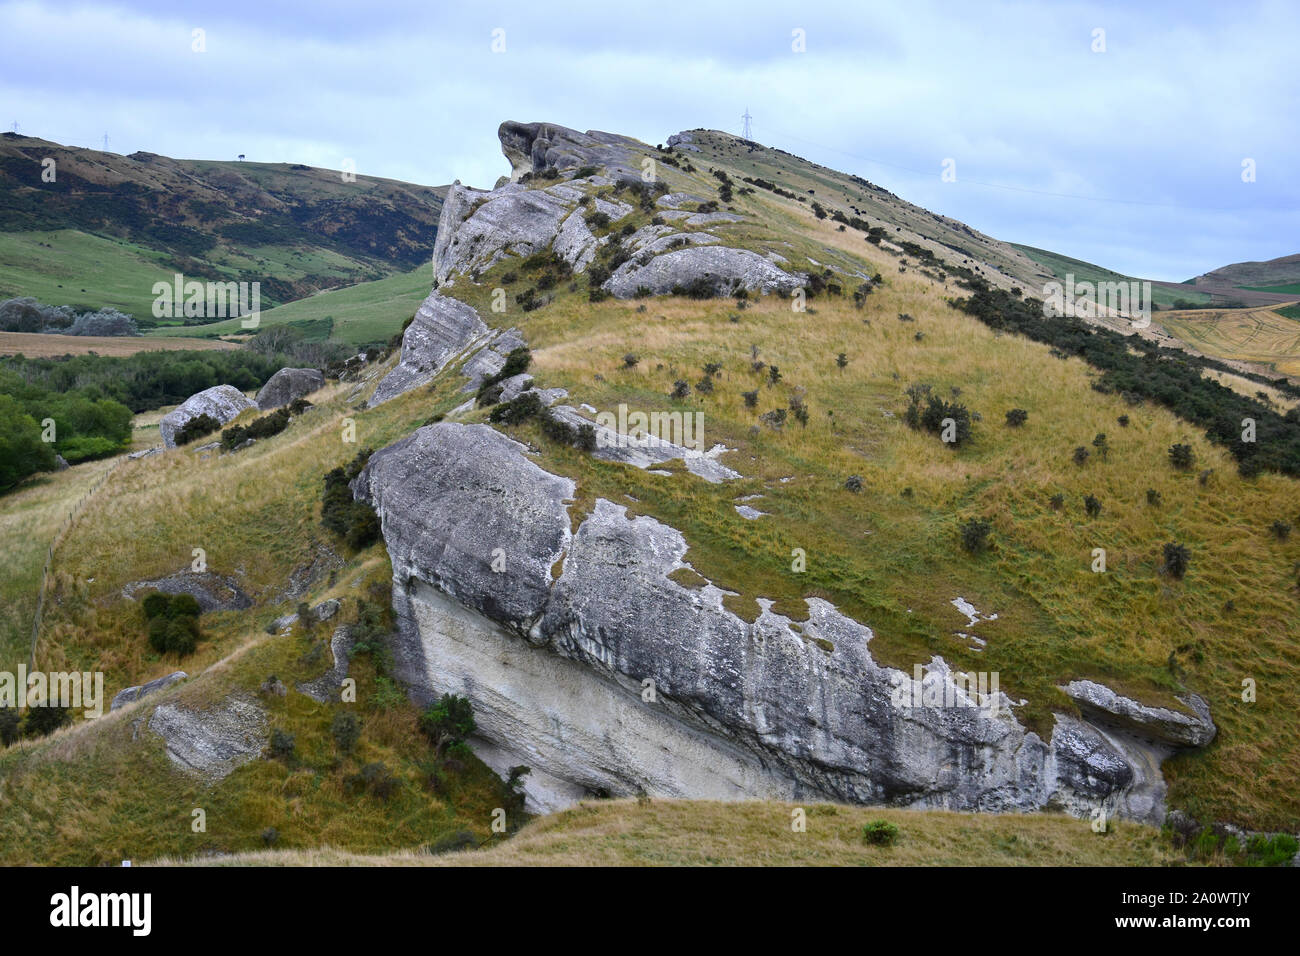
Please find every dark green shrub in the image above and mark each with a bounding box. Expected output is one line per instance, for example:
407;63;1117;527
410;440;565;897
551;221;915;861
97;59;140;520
1084;494;1102;517
23;704;69;738
174;413;221;446
147;616;170;653
168;593;202;619
1270;520;1291;541
671;380;690;399
142;592;172;621
1004;408;1028;427
1049;493;1064;510
961;517;992;554
331;712;359;755
844;475;862;492
862;820;899;846
0;708;20;747
1162;542;1190;579
418;694;476;757
1147;488;1162;506
1169;443;1195;470
488;391;544;425
164;615;199;656
1072;446;1090;466
269;728;296;759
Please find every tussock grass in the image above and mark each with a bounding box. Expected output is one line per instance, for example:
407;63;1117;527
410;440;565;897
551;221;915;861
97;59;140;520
151;798;1185;867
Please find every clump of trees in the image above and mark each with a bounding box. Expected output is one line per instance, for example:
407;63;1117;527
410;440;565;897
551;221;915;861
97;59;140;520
322;448;382;551
142;591;203;657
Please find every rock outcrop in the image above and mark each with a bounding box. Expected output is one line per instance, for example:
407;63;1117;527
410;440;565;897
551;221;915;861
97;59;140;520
147;696;268;781
355;422;1213;818
605;246;806;299
255;367;325;410
111;671;187;711
158;384;254;448
498;120;645;182
368;291;490;406
122;570;251;612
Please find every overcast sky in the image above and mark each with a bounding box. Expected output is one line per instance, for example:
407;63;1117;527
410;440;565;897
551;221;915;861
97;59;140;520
2;0;1295;281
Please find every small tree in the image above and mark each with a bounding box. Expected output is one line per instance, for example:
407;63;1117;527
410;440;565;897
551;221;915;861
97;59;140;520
418;694;476;758
1092;433;1109;460
1169;443;1195;471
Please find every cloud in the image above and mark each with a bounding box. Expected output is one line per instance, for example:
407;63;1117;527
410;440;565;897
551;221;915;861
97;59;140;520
1;0;1295;279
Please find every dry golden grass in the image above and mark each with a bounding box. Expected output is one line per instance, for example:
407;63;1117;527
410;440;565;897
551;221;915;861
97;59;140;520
0;331;236;357
151;798;1185;867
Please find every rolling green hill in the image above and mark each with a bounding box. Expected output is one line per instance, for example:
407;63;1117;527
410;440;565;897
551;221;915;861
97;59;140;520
0;132;444;328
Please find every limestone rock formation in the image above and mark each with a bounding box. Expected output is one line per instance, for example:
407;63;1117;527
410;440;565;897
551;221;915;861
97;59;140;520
605;245;806;299
498;120;644;181
158;384;254;448
354;421;1212;818
111;671;187;711
147;696;268;781
368;292;490;406
122;570;251;612
256;367;325;410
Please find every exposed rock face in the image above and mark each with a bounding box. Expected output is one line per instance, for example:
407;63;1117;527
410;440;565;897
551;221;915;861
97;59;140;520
355;422;1212;818
368;292;490;406
498;120;644;181
548;405;740;483
255;367;325;410
158;384;254;448
147;696;268;781
605;246;806;299
433;182;573;284
297;624;356;703
111;671;187;711
122;570;251;612
1063;680;1215;748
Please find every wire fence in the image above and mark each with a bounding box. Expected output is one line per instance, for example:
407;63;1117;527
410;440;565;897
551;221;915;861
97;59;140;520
28;458;123;671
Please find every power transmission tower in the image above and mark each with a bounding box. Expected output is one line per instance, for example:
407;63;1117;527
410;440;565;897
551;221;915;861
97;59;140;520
741;108;752;141
103;132;109;151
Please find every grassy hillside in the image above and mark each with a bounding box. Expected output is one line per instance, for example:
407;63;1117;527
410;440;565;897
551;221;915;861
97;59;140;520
2;127;1297;863
435;136;1300;830
1013;244;1213;309
0;133;443;329
155;799;1185;867
148;266;431;347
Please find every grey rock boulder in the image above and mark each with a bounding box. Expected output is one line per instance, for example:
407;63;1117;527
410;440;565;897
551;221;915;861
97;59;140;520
433;181;572;284
159;385;254;449
111;671;187;711
498;120;645;183
368;292;490;406
605;246;806;299
256;367;324;410
353;422;574;634
1062;680;1216;748
147;696;268;781
122;570;251;612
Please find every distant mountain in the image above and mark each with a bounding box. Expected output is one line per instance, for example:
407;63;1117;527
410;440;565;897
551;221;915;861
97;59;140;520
1187;252;1300;299
0;132;445;321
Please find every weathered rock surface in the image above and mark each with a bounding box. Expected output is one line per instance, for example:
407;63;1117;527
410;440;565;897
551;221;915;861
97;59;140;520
498;120;644;182
433;181;572;284
1063;680;1216;748
123;570;251;612
296;624;357;703
147;696;268;781
368;292;490;406
111;671;187;711
356;423;1210;818
605;246;806;299
549;405;740;483
256;367;325;410
158;384;255;448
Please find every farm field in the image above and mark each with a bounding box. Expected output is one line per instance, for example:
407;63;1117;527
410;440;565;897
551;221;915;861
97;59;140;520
0;330;238;357
1158;304;1300;379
